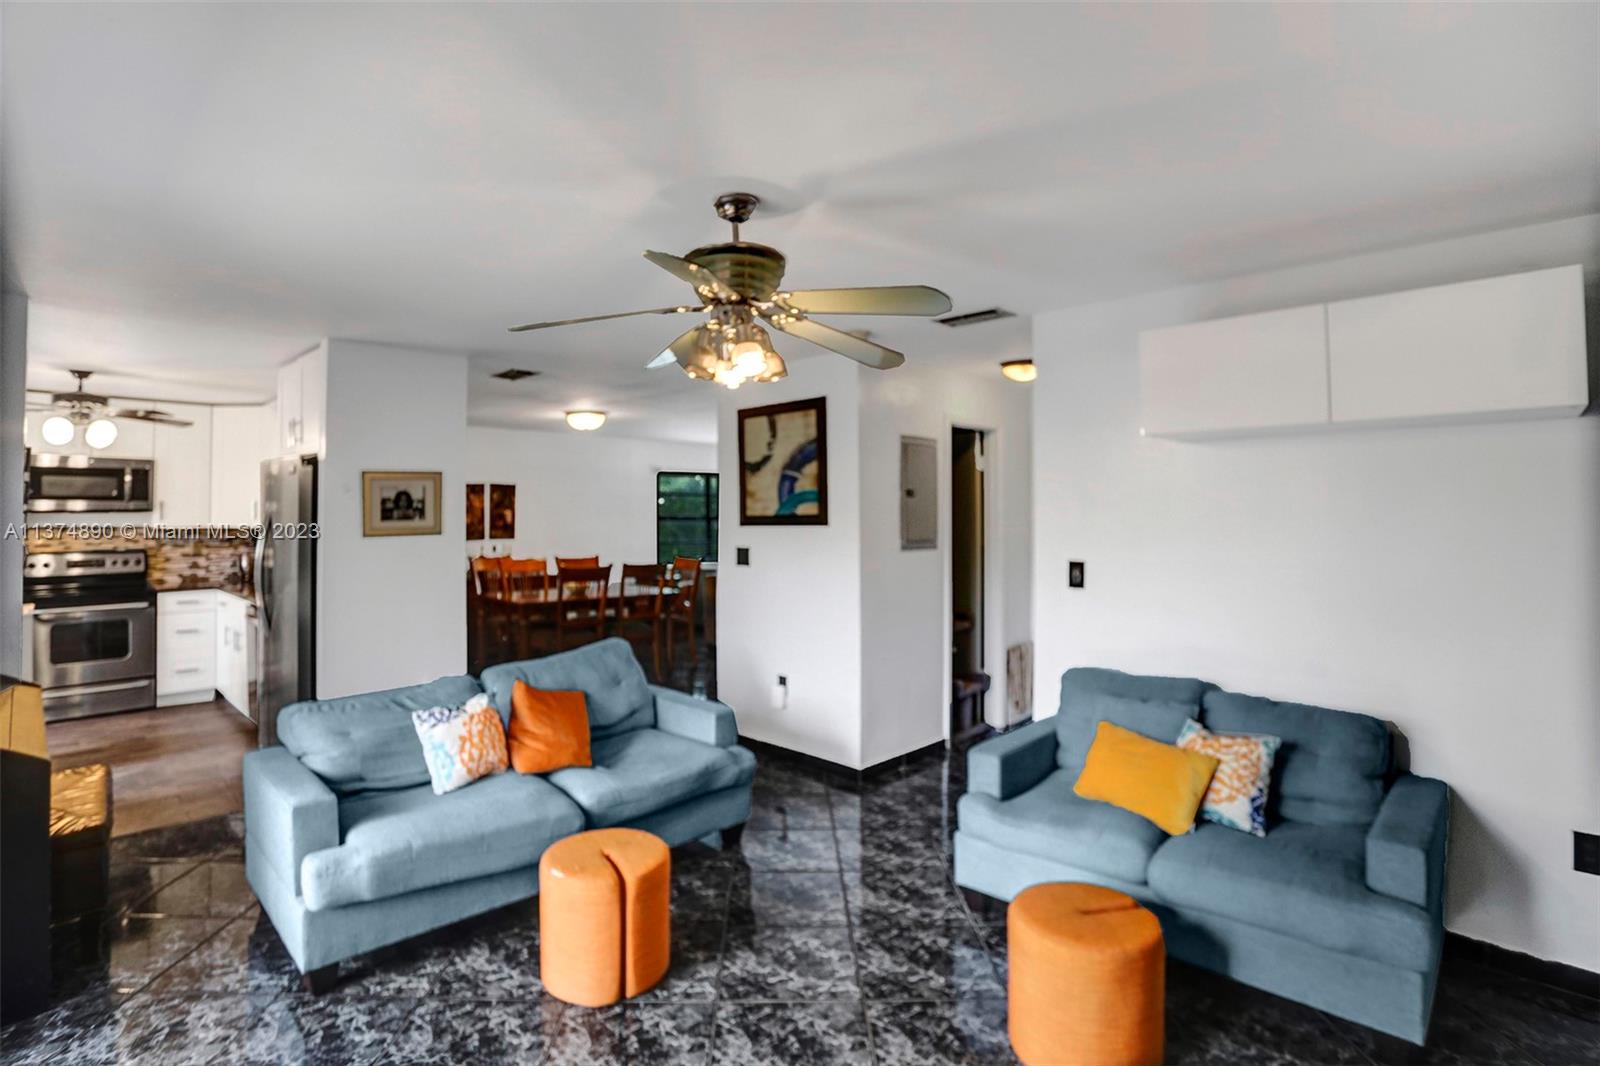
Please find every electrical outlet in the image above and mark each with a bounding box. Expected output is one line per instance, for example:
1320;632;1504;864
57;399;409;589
736;547;750;566
1576;831;1600;875
1068;561;1085;588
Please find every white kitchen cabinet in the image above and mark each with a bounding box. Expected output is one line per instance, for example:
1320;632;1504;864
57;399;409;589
1328;264;1587;425
24;392;156;458
215;592;252;717
210;402;276;526
1138;304;1330;439
157;590;217;706
151;403;213;527
276;343;326;456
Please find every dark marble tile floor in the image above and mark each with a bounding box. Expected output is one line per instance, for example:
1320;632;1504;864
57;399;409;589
5;747;1597;1065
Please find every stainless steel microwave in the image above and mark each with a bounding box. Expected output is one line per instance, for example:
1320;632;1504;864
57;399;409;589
26;454;154;512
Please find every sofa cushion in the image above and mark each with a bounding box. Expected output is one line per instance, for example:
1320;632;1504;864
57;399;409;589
300;771;583;911
547;728;757;827
1202;690;1390;827
278;675;484;794
957;768;1169;884
481;639;653;741
1060;667;1211;715
1147;821;1437;972
1055;691;1198;773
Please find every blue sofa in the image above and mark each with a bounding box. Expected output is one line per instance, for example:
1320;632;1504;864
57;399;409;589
954;667;1449;1044
243;638;755;983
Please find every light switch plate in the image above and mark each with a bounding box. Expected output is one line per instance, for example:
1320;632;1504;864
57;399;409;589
1068;561;1085;588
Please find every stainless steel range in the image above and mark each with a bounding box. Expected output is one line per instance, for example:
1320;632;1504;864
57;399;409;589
24;549;157;721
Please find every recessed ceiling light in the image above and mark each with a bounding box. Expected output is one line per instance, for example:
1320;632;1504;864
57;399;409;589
1000;359;1037;383
565;410;607;432
492;368;540;381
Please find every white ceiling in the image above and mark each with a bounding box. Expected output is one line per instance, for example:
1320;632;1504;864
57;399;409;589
4;3;1596;442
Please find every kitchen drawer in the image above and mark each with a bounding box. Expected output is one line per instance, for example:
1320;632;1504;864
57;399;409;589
159;590;218;615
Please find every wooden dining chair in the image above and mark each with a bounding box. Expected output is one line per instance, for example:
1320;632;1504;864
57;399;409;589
501;558;552;658
664;556;702;669
469;556;510;661
554;555;600;570
555;565;611;649
613;564;667;679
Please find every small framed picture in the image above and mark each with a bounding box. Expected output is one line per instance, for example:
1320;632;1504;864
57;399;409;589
362;471;443;536
489;484;516;539
465;484;485;541
738;396;828;525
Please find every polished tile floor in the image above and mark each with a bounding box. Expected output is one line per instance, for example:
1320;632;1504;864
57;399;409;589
5;746;1597;1065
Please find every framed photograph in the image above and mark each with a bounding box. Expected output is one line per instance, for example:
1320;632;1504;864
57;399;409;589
362;471;442;536
738;396;828;525
465;483;485;541
489;483;516;539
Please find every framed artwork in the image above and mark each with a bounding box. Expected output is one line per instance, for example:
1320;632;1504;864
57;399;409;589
489;483;516;539
362;471;442;536
738;396;828;525
465;484;485;540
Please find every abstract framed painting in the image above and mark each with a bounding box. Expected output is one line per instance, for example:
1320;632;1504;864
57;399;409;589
465;483;485;541
489;484;516;539
737;396;828;525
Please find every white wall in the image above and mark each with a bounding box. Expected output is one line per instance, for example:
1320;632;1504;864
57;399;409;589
858;364;1033;766
716;356;865;767
1;293;26;678
316;340;468;698
465;427;714;566
1031;214;1600;970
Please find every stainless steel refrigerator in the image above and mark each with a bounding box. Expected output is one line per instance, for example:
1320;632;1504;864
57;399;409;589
255;455;316;746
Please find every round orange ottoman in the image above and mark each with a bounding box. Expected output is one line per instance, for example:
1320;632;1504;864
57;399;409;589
539;828;670;1007
1008;883;1164;1066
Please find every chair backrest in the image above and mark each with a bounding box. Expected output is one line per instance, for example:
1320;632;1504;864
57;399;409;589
619;563;666;618
502;557;549;594
669;556;702;615
556;565;612;605
555;555;600;570
470;555;505;597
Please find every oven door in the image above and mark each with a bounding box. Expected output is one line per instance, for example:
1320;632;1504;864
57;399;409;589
26;457;153;512
32;601;157;689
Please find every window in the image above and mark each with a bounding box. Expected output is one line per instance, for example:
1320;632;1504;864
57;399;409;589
657;472;718;565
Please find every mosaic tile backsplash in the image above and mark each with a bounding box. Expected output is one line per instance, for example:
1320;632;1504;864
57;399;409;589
24;528;254;591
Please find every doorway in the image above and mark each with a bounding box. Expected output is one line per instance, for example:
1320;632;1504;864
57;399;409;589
950;427;989;742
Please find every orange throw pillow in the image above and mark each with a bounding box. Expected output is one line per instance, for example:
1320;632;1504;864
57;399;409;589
508;680;592;774
1073;720;1220;835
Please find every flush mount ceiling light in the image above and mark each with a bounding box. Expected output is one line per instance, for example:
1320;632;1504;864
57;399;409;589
1000;359;1037;383
565;410;607;432
508;192;952;388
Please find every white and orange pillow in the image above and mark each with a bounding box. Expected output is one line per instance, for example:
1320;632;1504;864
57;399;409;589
412;693;509;795
1176;719;1281;837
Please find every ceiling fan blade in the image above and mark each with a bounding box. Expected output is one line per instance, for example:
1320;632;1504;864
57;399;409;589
643;251;739;303
647;326;707;370
763;315;906;371
508;306;699;333
104;408;194;427
777;285;952;317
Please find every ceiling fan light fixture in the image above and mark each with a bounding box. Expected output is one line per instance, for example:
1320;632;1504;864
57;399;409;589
84;417;119;450
41;415;76;446
564;410;607;432
1000;359;1037;383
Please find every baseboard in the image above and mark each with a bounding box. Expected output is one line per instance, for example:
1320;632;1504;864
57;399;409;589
741;737;946;786
1443;933;1599;1000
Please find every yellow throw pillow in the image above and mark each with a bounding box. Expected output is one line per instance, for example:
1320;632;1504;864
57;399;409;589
1073;720;1221;835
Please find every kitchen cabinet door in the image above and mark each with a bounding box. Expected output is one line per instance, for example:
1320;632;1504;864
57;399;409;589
210;403;273;526
151;404;213;527
216;595;251;716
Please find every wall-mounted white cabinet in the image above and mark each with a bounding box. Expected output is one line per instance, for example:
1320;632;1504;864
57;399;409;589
1139;305;1330;438
151;403;213;527
277;344;326;456
210;402;277;526
1327;264;1587;425
1139;265;1588;440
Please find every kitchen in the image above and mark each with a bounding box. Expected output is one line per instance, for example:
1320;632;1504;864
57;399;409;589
18;347;325;833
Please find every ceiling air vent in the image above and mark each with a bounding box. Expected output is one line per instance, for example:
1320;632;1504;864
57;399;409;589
934;308;1015;327
491;368;540;381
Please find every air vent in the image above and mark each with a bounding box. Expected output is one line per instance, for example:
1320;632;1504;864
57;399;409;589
491;368;540;381
935;308;1016;328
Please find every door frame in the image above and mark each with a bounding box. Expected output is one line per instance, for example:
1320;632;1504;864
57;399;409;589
940;419;1007;742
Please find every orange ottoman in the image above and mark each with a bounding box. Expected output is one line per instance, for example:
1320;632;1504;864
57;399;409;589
1008;883;1164;1066
538;828;670;1007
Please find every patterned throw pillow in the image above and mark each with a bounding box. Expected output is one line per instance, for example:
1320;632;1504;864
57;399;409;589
1176;719;1281;837
412;693;509;795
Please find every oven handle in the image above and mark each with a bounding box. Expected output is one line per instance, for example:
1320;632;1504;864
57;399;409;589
40;678;153;699
33;601;153;620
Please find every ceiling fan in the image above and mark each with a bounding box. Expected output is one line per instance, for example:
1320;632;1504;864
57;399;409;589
28;369;193;449
508;192;952;388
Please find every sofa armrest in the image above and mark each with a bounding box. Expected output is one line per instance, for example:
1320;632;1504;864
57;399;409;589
650;685;738;748
1365;774;1449;911
243;747;339;898
967;717;1058;801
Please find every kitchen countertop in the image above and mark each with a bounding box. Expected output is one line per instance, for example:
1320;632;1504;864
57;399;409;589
150;577;256;603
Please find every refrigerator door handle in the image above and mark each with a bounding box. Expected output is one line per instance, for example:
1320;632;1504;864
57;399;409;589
254;529;271;629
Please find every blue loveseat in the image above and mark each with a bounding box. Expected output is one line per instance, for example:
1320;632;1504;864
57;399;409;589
243;638;754;983
954;667;1449;1044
